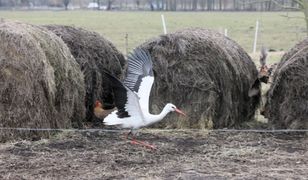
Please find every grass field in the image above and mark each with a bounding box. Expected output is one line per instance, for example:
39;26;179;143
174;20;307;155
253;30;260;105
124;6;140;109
0;10;306;55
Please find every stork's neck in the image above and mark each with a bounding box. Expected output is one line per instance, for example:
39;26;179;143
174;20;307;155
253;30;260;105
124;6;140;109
145;105;171;126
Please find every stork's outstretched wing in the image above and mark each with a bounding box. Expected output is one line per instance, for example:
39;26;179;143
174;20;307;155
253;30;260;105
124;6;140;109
102;70;144;128
124;48;154;113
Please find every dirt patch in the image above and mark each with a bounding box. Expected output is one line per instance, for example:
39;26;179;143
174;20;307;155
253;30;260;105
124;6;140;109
0;130;307;179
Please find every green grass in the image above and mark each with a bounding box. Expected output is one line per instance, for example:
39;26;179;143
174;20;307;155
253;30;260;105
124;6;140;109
0;10;306;56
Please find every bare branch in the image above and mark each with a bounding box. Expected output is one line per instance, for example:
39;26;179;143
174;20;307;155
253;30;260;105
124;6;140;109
236;0;269;6
271;0;302;10
292;0;304;7
280;14;304;19
237;0;302;10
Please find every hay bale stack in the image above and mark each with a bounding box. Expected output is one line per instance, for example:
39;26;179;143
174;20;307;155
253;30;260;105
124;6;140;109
264;39;308;129
140;28;260;129
0;20;85;142
43;25;125;121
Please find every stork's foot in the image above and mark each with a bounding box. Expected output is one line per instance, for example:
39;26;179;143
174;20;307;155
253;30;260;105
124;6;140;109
121;131;156;150
130;139;156;150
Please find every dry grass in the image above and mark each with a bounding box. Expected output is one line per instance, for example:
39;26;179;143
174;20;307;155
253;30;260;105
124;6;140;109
141;28;260;129
265;38;308;129
0;20;85;142
43;25;125;122
0;130;307;179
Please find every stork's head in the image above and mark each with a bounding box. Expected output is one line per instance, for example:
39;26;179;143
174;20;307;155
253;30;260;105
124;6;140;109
165;103;186;116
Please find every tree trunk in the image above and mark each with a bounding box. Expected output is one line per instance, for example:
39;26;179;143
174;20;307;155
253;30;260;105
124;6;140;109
172;0;177;11
267;1;272;11
207;0;210;10
63;0;70;10
200;0;205;11
107;0;113;10
136;0;140;9
119;0;122;9
161;0;165;10
156;0;160;10
291;0;296;8
96;0;100;10
192;0;198;10
233;0;237;10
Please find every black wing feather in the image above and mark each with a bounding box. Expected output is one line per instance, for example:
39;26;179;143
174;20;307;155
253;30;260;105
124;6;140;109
102;48;153;118
103;70;130;118
124;48;154;93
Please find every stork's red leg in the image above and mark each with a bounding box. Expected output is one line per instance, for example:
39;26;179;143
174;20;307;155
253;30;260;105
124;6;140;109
130;136;156;150
123;130;156;150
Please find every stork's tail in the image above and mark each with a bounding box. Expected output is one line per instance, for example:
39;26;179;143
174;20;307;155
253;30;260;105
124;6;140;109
103;111;124;126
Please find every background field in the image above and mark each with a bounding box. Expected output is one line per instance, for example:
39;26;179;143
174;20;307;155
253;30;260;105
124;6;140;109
0;11;306;57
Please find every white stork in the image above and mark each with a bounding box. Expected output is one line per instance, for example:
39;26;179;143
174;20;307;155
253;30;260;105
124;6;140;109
103;48;186;149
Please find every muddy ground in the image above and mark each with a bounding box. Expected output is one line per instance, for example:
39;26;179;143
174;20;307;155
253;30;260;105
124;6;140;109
0;129;307;180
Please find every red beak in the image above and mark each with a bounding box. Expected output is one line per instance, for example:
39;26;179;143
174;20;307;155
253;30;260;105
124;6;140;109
175;108;186;116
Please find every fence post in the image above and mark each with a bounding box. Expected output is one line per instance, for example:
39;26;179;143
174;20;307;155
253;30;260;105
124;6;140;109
161;14;167;34
125;33;128;58
253;20;259;54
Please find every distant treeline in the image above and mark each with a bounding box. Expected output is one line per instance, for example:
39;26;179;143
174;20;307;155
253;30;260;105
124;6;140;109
0;0;300;11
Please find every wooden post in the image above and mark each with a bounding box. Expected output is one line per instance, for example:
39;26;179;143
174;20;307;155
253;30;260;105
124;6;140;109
161;14;167;34
125;33;128;58
253;20;259;54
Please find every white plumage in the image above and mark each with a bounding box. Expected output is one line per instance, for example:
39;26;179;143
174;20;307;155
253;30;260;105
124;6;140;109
103;48;186;132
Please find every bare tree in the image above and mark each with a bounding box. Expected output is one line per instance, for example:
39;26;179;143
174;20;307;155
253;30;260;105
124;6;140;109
250;0;308;35
156;0;160;10
63;0;70;10
135;0;140;9
200;0;206;10
148;0;154;10
192;0;198;10
233;0;238;10
107;0;115;10
207;0;213;10
96;0;100;10
292;0;308;35
171;0;177;11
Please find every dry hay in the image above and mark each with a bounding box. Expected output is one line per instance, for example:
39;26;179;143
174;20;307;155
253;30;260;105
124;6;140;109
0;20;85;142
140;28;260;129
264;38;308;129
43;25;125;122
0;131;307;179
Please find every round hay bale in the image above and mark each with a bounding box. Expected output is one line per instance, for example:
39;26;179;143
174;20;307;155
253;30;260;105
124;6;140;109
43;25;125;122
0;20;85;142
264;39;308;129
139;28;260;129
